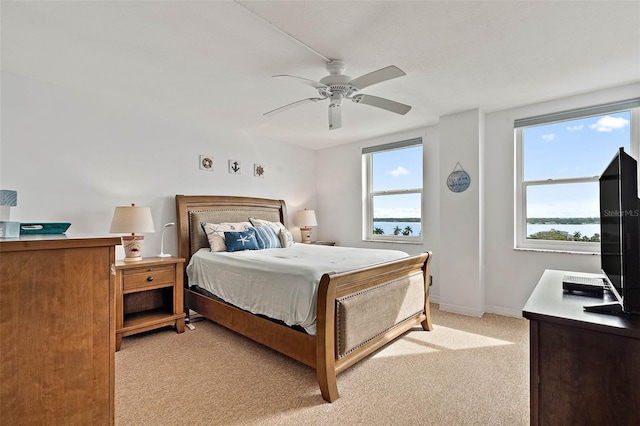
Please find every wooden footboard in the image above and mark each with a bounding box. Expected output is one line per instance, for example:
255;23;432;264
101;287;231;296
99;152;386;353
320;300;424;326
315;251;432;402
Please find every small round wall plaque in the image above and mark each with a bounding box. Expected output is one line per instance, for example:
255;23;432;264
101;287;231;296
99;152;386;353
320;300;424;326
447;163;470;193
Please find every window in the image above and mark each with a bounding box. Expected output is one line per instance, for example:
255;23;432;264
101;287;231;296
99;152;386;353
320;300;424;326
362;138;423;242
515;99;639;252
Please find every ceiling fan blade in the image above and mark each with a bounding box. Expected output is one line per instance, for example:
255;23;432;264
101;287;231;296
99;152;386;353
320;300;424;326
273;75;328;90
352;94;411;115
347;65;406;90
263;97;325;117
329;106;342;130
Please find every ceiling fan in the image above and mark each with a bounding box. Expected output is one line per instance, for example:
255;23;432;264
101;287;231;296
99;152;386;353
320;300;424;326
264;60;411;130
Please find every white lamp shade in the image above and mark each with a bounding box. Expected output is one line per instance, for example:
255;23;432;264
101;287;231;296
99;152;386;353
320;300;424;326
294;209;318;227
109;205;155;234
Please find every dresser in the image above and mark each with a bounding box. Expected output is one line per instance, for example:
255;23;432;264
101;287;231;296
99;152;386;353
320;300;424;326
523;269;640;425
0;235;120;425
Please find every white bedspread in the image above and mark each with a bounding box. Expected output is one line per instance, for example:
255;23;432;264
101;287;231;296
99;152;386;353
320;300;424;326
186;244;408;335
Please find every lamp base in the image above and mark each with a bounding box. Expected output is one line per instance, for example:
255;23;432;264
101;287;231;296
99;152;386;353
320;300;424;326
300;227;312;244
157;253;171;258
122;235;144;262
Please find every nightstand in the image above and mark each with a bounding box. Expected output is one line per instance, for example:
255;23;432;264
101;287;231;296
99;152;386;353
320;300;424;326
310;241;336;246
115;257;186;351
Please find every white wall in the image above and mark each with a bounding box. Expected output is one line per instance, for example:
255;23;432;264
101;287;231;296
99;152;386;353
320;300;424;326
315;127;442;300
439;109;483;316
483;82;640;317
4;69;638;317
318;82;640;317
0;72;318;259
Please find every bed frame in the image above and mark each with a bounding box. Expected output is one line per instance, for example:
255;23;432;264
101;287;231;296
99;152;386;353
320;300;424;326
175;195;432;402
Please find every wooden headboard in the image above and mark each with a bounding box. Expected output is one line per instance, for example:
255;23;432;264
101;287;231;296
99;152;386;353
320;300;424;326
175;195;288;264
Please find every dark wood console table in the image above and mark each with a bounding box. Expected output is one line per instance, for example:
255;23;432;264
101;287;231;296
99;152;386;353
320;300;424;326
523;270;640;425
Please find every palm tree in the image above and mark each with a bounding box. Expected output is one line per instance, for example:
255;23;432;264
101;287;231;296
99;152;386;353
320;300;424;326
402;226;413;236
373;227;384;235
393;226;401;235
573;231;582;240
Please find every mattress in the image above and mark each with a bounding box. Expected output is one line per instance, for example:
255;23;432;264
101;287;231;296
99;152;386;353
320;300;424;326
186;243;408;334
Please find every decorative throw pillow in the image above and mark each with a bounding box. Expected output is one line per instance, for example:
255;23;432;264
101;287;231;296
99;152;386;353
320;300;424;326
252;225;282;249
224;229;259;252
201;222;252;252
279;227;295;248
248;217;287;234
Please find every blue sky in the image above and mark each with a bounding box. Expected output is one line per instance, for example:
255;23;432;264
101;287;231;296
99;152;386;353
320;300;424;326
524;111;631;217
372;145;422;218
369;110;632;220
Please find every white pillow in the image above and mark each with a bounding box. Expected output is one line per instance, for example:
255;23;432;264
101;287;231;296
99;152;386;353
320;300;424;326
201;222;251;252
279;228;295;248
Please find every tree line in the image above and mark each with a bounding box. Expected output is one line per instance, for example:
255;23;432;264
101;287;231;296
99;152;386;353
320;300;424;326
527;217;599;225
373;218;421;222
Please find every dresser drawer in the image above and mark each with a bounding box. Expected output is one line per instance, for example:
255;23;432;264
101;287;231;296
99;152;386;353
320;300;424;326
123;265;174;291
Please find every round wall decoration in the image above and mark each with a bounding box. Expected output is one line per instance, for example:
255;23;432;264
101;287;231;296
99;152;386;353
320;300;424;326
447;162;471;193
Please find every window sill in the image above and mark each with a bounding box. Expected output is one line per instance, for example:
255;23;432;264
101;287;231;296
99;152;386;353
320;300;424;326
514;247;600;256
363;239;424;245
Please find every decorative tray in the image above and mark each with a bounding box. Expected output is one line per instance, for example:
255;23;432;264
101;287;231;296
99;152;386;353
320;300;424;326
20;223;71;234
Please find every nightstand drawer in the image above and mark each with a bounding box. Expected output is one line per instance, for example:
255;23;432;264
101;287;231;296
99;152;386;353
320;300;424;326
123;265;175;291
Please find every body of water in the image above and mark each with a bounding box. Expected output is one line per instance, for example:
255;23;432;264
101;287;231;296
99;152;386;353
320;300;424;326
527;223;600;238
373;221;421;236
373;222;598;238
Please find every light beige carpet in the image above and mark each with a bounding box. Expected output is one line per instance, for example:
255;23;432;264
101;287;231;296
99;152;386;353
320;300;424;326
115;305;529;425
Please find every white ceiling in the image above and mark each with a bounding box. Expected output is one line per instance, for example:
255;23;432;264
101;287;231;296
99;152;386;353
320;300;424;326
2;1;639;150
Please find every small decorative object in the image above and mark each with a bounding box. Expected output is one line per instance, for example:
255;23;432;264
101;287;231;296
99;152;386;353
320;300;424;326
294;209;318;243
254;163;265;177
447;162;471;193
110;203;155;262
0;222;20;239
199;155;213;171
229;159;242;174
0;189;19;238
158;222;175;257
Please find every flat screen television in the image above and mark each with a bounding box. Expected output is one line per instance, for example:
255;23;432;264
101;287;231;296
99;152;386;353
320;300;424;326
586;147;640;315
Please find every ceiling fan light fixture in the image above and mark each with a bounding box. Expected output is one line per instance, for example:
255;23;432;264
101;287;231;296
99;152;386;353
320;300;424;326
329;92;344;108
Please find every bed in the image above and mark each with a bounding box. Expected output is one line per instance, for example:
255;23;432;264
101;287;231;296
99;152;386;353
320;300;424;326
176;195;433;402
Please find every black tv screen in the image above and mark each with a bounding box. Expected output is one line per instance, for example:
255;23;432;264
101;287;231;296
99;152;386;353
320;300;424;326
599;147;640;314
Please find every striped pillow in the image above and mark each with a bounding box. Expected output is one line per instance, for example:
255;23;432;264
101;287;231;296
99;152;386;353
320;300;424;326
253;225;282;249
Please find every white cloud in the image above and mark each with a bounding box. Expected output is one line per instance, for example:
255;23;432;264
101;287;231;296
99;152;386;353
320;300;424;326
542;133;555;141
566;124;584;131
589;115;630;132
388;166;410;177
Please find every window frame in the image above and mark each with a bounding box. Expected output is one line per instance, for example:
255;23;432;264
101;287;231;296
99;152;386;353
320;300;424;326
514;99;640;253
362;138;423;243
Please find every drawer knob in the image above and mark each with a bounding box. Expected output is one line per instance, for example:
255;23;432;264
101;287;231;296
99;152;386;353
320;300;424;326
146;276;154;282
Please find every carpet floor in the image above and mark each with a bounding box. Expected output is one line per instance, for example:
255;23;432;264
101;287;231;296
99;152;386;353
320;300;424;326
115;304;529;425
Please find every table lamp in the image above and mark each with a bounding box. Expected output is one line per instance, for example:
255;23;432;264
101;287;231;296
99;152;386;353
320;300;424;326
158;222;175;257
294;209;317;243
110;204;155;261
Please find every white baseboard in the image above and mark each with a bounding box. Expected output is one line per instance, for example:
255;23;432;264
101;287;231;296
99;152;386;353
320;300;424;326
437;302;484;317
483;304;524;319
429;295;524;319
